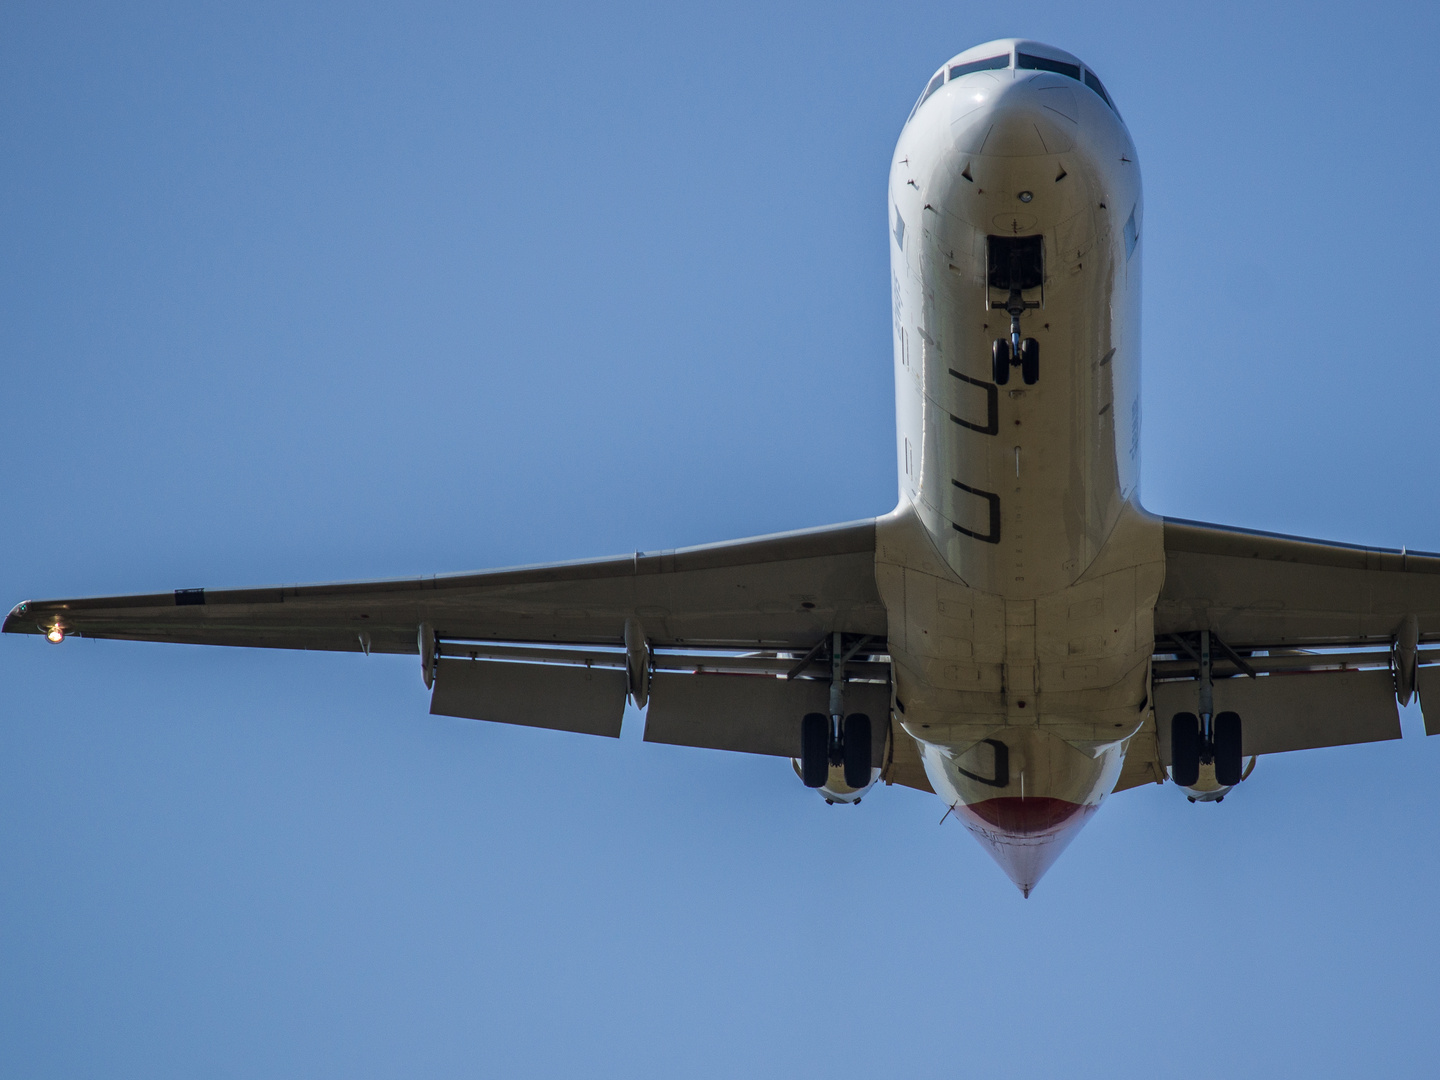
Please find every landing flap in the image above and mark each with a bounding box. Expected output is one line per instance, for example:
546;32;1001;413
430;658;627;737
1414;667;1440;736
644;673;890;760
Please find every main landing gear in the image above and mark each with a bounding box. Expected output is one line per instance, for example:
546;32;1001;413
794;631;878;804
1170;709;1243;791
800;711;872;795
1169;630;1249;802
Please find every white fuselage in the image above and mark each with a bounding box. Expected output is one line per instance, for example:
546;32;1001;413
874;41;1166;892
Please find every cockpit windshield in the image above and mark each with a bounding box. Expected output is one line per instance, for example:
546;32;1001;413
949;54;1009;80
906;45;1120;125
1016;50;1120;115
1016;51;1080;81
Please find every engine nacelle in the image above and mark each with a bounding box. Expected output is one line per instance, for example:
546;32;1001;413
791;758;880;804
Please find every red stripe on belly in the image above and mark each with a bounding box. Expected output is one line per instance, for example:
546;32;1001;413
961;796;1087;835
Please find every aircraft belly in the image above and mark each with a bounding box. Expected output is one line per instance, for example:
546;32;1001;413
917;206;1123;593
879;501;1162;740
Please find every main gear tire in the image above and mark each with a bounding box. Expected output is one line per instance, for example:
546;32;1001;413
800;713;830;788
1170;712;1201;788
1214;711;1243;787
842;713;872;789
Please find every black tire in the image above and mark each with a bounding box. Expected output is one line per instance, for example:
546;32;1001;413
1170;712;1201;788
1214;711;1243;787
843;713;872;789
1020;338;1039;384
800;713;830;788
992;339;1011;385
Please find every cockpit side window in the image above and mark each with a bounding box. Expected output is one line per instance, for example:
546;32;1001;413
949;54;1009;80
920;69;945;104
908;68;948;121
1083;69;1117;113
1016;52;1081;81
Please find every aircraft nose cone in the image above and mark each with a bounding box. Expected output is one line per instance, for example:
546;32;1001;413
957;797;1096;896
954;76;1076;157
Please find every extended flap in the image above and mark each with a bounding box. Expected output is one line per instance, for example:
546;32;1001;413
644;673;890;759
431;658;627;737
1414;667;1440;736
1153;669;1401;760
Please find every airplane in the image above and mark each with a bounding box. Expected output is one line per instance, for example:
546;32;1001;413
10;38;1440;896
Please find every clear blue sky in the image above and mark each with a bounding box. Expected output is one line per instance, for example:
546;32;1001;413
4;2;1439;1076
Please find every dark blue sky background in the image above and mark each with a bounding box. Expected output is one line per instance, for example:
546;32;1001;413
4;2;1439;1076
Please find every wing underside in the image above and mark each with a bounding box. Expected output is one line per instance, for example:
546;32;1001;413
5;519;886;653
4;518;937;791
1118;515;1440;789
21;512;1436;798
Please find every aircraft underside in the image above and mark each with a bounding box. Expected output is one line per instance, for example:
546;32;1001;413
8;38;1440;896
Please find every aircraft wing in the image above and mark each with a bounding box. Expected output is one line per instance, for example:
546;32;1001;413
1129;515;1440;783
4;518;886;653
1156;517;1440;647
4;519;920;778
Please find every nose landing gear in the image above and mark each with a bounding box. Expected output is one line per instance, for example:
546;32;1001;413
990;324;1040;386
986;235;1042;386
